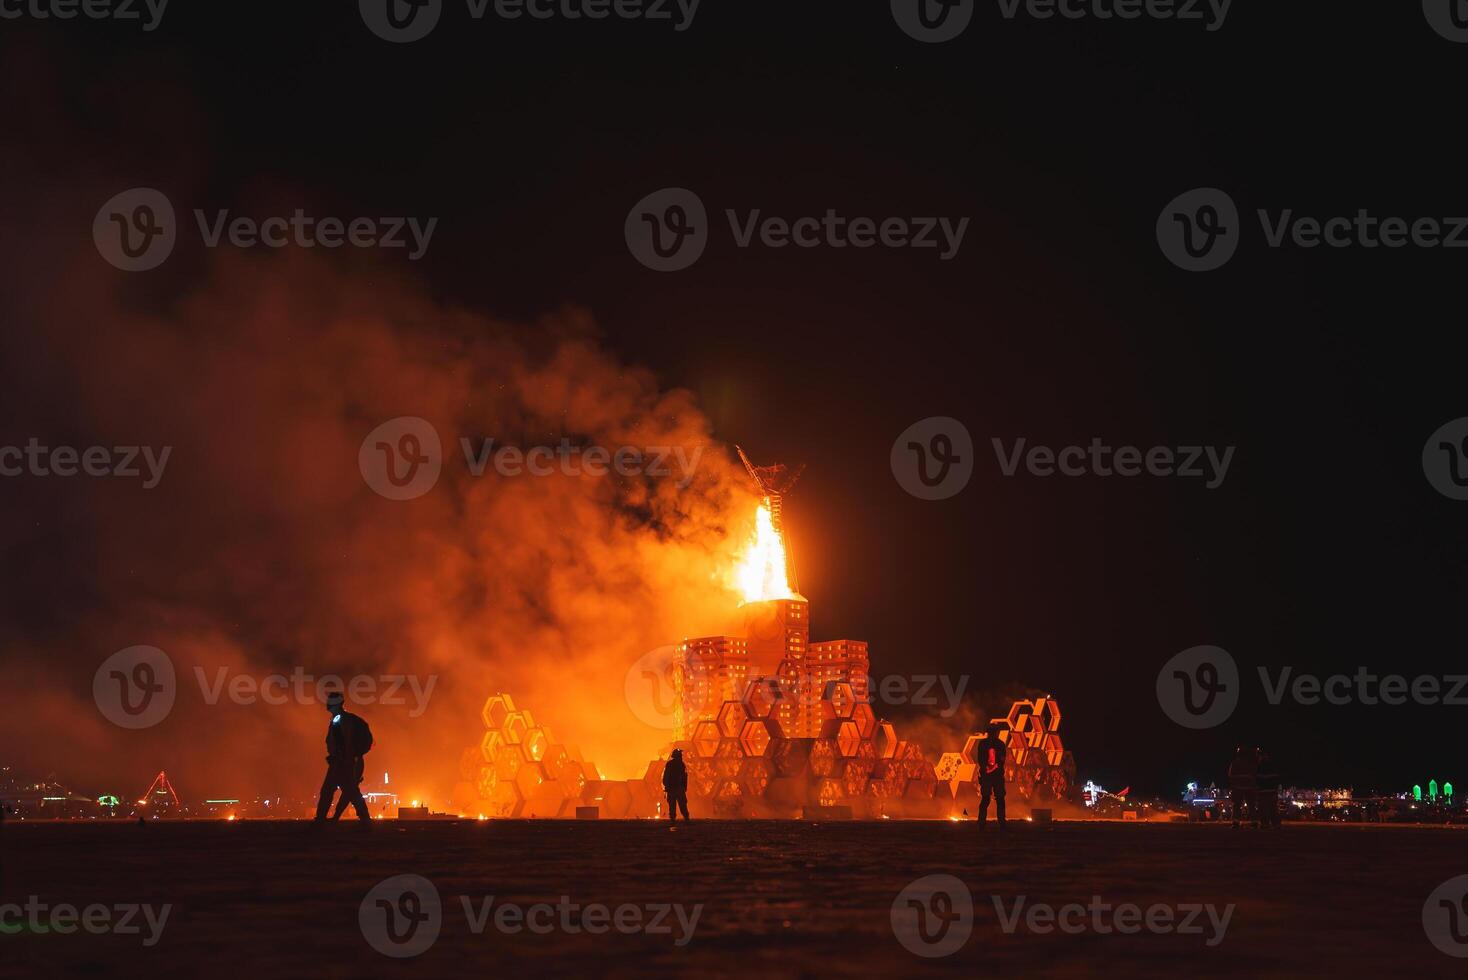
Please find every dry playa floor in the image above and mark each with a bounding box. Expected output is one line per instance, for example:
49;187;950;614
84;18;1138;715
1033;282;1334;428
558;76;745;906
1;819;1463;977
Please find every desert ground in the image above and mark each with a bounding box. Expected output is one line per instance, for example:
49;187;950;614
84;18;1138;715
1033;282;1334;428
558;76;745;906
2;819;1463;977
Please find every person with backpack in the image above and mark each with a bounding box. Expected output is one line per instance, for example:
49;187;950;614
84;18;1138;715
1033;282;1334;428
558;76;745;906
314;689;373;825
976;723;1007;830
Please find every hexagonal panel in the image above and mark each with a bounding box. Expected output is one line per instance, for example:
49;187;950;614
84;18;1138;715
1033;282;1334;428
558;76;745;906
1036;697;1061;732
560;761;587;795
692;721;722;758
502;711;529;745
843;760;872;798
717;699;750;738
824;681;856;718
488;780;523;818
480;729;504;763
1006;700;1035;733
481;693;515;731
739;719;773;757
524;781;565;818
494;748;524;781
810;739;838;776
521;727;549;762
851;701;877;740
715;738;743;778
686;758;716;796
875;721;898;759
738;757;773;797
643;759;667;792
836;721;861;758
584;780;633;818
476;765;498;799
814;778;842;807
542;744;570;780
773;738;812;777
691;771;718;799
514;761;548;797
626;781;657;818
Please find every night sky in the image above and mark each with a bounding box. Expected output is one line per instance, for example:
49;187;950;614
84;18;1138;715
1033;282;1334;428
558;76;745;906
2;2;1465;798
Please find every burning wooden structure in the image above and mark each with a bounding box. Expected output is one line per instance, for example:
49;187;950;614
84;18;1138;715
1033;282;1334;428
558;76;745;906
452;451;1077;818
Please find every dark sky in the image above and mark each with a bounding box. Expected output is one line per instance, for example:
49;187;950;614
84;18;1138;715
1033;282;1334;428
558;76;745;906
2;2;1466;798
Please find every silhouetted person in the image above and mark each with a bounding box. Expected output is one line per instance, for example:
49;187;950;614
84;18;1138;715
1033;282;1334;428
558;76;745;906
314;691;373;825
1255;749;1280;830
662;749;690;821
976;723;1007;830
1228;745;1258;829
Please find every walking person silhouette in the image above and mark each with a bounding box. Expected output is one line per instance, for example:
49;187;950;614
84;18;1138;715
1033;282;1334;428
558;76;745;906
313;690;373;825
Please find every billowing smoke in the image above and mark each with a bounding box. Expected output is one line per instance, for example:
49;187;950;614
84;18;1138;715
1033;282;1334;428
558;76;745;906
0;247;762;804
0;37;774;809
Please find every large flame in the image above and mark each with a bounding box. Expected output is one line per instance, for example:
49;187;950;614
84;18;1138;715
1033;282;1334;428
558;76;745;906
733;499;794;603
